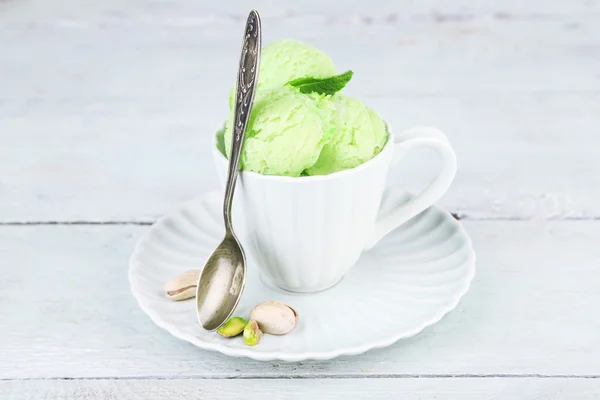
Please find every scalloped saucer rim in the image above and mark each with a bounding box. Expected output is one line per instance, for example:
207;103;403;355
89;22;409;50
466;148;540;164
129;189;476;362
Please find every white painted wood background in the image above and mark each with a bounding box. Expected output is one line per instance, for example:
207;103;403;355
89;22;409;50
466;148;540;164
1;0;598;398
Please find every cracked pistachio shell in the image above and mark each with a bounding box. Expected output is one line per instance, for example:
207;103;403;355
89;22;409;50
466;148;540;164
249;300;298;335
164;269;200;301
243;320;263;346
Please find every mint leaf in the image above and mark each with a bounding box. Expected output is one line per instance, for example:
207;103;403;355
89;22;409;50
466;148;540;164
287;70;353;95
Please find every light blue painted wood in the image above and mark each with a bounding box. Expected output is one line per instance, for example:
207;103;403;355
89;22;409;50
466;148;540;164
1;1;598;398
1;0;599;221
2;378;600;400
1;222;598;379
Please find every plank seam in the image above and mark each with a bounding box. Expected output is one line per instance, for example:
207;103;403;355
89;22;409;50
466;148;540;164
2;374;599;381
1;12;600;27
6;216;600;225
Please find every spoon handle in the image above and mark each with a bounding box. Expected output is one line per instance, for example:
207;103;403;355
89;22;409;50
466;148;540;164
223;10;261;232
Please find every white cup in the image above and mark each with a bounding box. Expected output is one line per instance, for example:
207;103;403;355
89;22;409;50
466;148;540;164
213;124;457;293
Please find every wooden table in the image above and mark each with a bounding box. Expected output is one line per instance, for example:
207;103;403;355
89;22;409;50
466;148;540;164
2;0;599;398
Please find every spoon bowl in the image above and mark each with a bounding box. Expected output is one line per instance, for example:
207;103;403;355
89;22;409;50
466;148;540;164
196;233;246;331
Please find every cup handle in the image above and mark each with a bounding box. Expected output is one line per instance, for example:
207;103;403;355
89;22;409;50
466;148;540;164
364;126;457;250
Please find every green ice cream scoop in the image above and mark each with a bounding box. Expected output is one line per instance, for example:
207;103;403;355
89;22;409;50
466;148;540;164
221;39;387;177
229;39;337;108
224;86;335;177
305;95;388;176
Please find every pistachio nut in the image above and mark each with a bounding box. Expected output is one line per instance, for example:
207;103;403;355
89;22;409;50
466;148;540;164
164;269;200;301
249;300;298;335
243;320;263;346
217;317;248;338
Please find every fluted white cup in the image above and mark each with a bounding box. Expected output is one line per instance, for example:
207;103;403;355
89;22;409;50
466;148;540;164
213;125;457;293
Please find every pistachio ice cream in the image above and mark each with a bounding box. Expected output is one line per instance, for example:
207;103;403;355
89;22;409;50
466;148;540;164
223;39;388;176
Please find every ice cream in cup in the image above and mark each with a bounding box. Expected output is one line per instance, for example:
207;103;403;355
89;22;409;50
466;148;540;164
213;40;457;293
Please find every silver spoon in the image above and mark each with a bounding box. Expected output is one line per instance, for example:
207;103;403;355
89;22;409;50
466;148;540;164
195;10;261;331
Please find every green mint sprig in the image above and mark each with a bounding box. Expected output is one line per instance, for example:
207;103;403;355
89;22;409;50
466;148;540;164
286;70;353;95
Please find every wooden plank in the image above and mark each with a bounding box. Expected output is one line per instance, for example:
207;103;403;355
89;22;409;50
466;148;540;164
1;1;598;221
1;378;599;400
4;0;600;21
2;9;598;98
2;93;598;222
1;221;599;379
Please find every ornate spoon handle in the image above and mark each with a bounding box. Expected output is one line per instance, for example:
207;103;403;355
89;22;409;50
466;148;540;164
223;10;261;232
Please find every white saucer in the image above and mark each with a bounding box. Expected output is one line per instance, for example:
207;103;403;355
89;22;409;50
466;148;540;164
129;189;476;362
